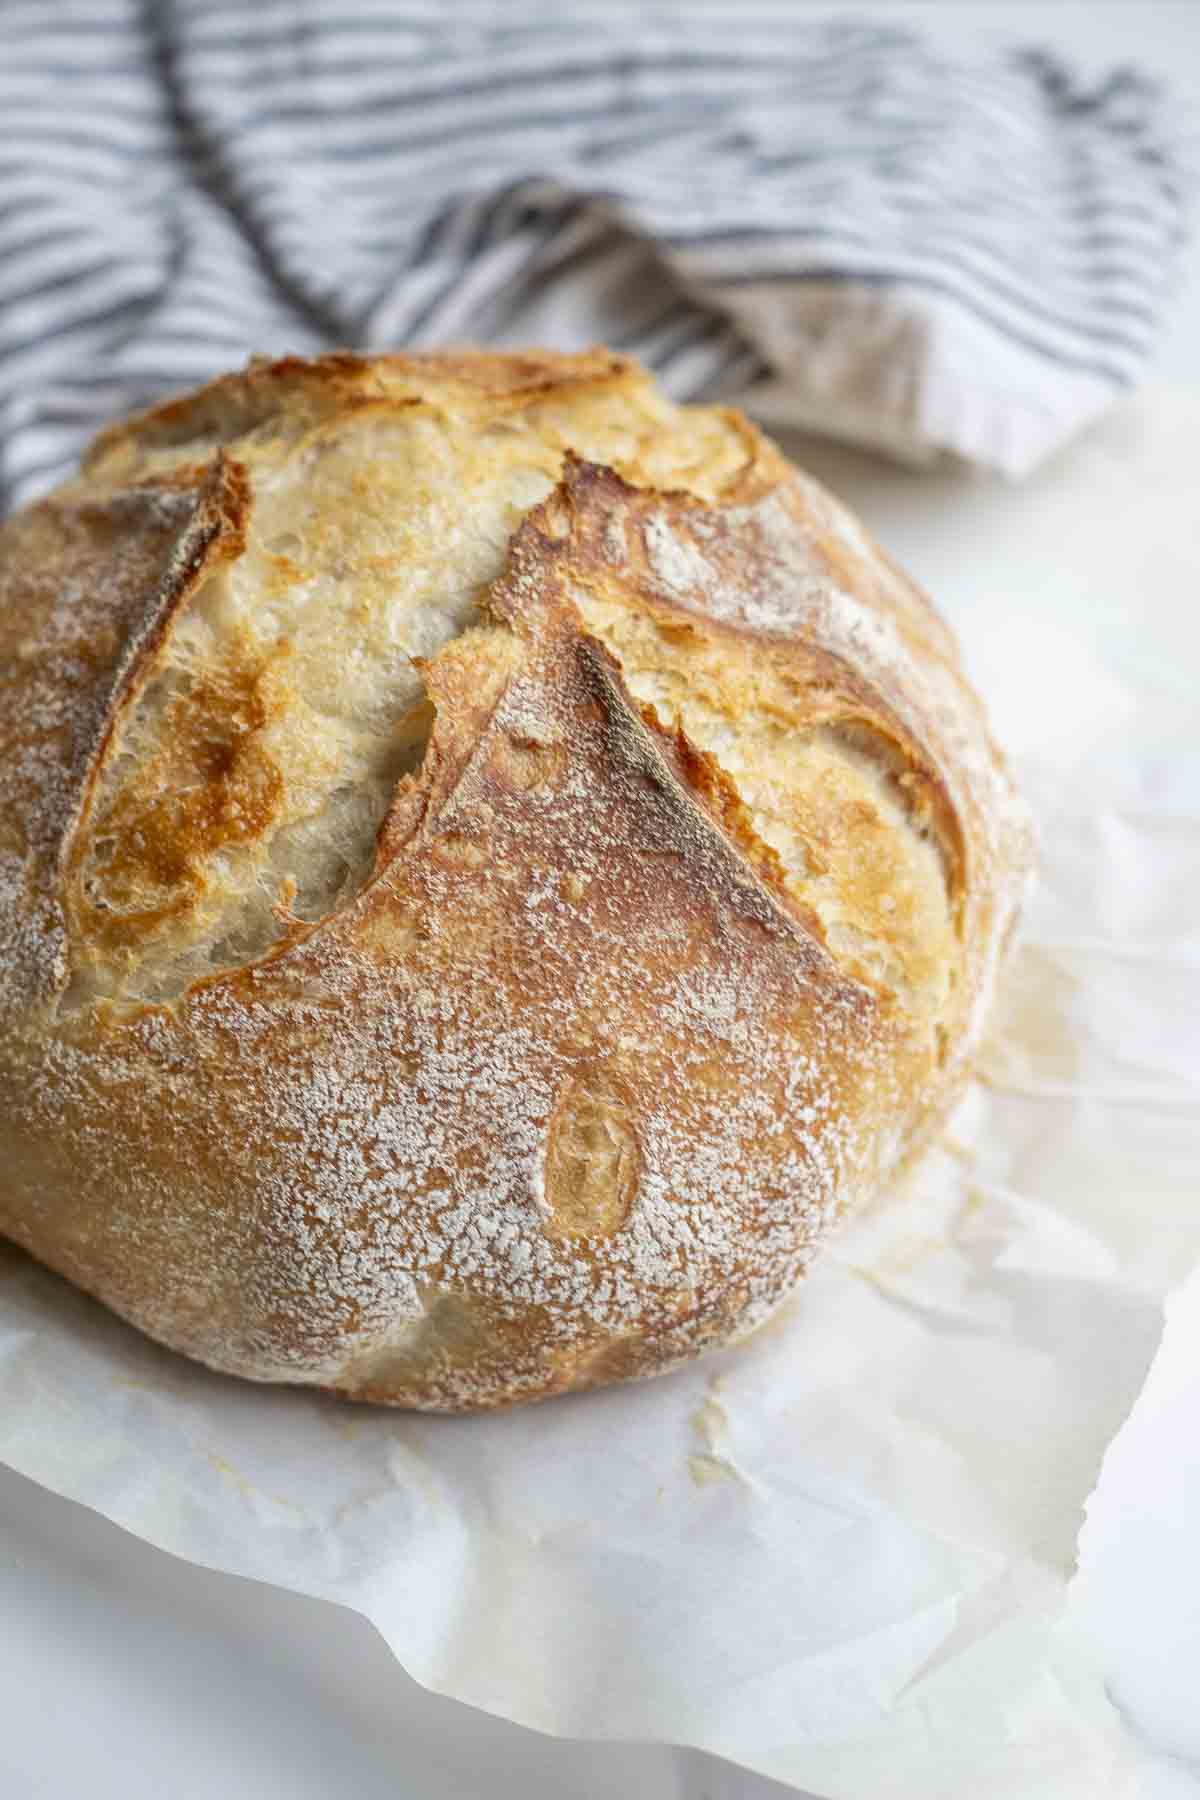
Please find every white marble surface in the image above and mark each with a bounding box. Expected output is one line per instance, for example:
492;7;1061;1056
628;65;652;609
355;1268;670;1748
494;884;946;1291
3;5;1198;1796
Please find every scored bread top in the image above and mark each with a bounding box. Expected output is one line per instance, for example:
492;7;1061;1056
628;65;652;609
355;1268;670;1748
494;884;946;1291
66;350;756;1005
0;350;1031;1408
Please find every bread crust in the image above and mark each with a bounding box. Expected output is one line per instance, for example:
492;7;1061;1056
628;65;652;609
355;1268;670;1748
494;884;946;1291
0;350;1030;1409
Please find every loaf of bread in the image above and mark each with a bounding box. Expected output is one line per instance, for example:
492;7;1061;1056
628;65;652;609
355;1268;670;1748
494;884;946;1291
0;349;1030;1409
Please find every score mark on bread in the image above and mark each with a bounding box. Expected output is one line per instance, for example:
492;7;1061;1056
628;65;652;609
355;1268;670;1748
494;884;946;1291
0;348;1032;1410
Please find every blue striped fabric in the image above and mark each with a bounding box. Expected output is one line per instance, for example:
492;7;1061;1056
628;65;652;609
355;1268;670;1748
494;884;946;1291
0;1;1191;512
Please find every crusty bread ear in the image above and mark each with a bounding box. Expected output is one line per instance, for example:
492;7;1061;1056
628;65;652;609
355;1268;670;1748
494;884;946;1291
0;350;1031;1410
60;354;756;1009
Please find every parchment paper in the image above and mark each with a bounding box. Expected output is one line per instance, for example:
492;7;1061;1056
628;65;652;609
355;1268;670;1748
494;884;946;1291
2;392;1197;1800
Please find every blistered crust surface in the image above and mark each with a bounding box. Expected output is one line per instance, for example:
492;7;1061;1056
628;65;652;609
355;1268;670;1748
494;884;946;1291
64;353;754;1006
0;349;1031;1409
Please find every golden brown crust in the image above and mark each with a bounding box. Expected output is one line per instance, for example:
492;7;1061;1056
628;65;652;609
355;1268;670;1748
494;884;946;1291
0;349;1031;1410
82;347;634;473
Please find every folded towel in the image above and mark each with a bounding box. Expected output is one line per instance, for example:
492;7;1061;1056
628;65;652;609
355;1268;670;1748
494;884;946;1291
1;1;1191;514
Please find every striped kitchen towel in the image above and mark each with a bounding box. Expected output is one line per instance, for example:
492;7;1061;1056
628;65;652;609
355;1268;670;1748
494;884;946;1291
0;1;1192;515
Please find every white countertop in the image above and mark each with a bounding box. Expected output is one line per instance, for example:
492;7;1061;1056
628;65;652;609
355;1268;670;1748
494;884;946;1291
3;6;1198;1797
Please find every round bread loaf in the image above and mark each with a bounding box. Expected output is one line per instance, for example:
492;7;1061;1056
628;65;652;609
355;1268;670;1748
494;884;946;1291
0;349;1031;1410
